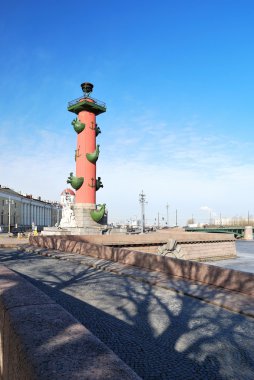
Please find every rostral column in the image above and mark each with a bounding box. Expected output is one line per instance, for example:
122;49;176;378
67;82;106;229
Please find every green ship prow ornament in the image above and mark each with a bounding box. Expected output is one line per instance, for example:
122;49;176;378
67;172;84;190
90;204;106;222
71;118;85;134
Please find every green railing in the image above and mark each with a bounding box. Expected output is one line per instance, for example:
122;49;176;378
185;227;245;238
68;96;106;109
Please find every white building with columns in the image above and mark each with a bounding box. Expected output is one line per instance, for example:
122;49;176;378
0;186;61;232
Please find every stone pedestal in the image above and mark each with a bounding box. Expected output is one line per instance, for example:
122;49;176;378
41;225;108;236
244;226;253;240
73;203;107;228
74;204;96;228
41;203;108;236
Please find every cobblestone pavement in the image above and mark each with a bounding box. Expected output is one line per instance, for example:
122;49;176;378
207;241;254;273
0;248;254;380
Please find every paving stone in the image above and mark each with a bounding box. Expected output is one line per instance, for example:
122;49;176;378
21;244;254;318
1;245;254;379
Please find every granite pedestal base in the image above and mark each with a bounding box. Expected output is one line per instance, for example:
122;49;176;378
42;204;107;236
41;226;108;236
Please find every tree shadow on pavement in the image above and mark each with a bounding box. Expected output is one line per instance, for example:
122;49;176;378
15;260;254;380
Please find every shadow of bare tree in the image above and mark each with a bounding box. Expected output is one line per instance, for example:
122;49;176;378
0;248;254;379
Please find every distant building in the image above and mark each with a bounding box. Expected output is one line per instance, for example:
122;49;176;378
129;218;141;228
0;186;61;232
214;218;232;226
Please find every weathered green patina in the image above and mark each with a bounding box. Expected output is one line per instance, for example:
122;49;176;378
96;177;103;191
96;125;101;136
86;145;100;164
67;172;84;190
90;204;106;222
71;118;85;134
75;148;81;162
68;98;106;116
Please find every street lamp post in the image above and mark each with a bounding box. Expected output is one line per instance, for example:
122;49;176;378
139;190;147;233
56;204;60;226
6;197;14;234
166;203;169;226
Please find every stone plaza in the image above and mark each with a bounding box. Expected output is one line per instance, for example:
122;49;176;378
0;240;254;379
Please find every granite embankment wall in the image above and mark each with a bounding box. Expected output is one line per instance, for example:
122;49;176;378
61;232;237;260
63;231;236;261
30;235;254;297
0;265;140;380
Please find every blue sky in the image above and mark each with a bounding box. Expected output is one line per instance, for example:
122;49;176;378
1;0;254;225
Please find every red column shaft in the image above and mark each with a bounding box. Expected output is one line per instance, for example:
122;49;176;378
75;108;96;204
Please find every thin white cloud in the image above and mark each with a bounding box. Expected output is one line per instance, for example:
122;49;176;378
1;112;254;225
